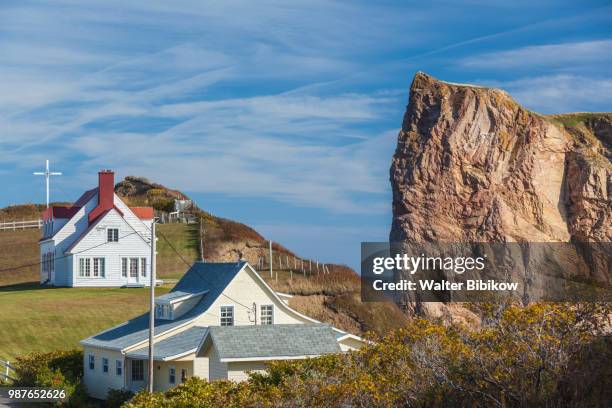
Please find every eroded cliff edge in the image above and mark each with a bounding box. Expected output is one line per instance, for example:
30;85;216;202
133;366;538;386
389;72;611;296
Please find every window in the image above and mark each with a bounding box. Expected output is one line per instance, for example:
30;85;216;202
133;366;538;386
169;367;176;385
260;305;274;325
102;357;109;374
42;252;53;279
131;360;144;382
181;369;187;383
156;304;173;320
141;258;147;277
107;228;119;242
122;258;128;277
79;258;104;278
116;360;123;376
88;355;95;370
130;258;139;278
79;258;91;277
220;306;234;326
93;258;105;277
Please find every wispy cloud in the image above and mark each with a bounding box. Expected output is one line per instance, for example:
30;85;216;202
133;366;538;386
487;74;612;113
460;39;612;69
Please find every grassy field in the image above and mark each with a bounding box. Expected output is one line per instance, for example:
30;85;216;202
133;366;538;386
0;284;170;361
0;219;408;362
0;224;195;361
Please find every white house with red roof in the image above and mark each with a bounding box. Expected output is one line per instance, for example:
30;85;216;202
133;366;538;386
39;170;155;287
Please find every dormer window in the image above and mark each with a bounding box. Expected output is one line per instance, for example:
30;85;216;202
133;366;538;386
153;290;208;321
155;303;173;320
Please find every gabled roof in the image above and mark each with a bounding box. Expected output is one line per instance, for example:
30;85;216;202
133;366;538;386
125;326;208;361
63;209;111;254
206;324;341;362
80;262;246;350
74;188;98;207
42;206;80;221
129;207;154;220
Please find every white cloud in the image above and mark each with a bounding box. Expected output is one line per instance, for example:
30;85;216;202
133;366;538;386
493;74;612;113
460;39;612;69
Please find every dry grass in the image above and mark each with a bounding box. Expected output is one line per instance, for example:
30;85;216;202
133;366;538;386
258;268;408;336
0;229;40;286
257;267;359;296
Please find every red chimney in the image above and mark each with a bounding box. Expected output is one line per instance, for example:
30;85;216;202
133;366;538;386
88;170;120;223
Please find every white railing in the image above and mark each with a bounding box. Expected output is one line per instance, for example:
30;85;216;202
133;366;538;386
0;219;43;231
0;359;16;382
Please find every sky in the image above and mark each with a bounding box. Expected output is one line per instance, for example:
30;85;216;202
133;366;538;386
0;0;611;270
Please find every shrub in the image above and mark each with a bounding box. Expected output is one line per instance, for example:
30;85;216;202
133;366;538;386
12;349;89;407
107;388;135;408
124;303;611;408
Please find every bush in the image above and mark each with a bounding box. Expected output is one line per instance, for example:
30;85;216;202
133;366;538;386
13;349;83;387
12;349;90;407
107;388;135;408
124;303;611;408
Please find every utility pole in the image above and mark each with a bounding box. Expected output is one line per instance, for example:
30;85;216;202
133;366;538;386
269;240;273;279
147;221;157;393
33;160;62;208
199;218;205;262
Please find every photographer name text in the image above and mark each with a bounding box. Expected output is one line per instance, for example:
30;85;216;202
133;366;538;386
372;279;518;292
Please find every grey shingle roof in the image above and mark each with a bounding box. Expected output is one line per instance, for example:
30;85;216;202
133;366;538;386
209;324;341;360
81;262;246;350
126;326;208;360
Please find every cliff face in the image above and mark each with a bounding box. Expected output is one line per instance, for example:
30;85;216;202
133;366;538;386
391;72;610;244
389;73;611;300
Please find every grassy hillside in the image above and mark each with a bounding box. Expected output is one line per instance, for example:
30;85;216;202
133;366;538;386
0;183;408;360
0;228;40;286
0;285;170;362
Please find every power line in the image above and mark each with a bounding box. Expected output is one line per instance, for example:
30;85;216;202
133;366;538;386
157;230;255;313
0;231;141;274
1;227;256;315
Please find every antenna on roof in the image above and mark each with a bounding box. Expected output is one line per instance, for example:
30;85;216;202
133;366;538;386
33;159;62;208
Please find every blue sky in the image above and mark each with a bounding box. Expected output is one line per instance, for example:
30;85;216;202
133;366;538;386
1;0;611;270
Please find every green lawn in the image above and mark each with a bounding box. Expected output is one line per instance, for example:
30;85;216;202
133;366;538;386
156;223;200;279
0;224;199;361
0;284;170;362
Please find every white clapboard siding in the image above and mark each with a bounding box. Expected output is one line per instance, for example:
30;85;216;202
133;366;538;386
113;194;153;236
70;210;151;287
193;266;306;328
40;190;153;287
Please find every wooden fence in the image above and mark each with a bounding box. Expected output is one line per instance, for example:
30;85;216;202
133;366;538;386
0;359;16;382
0;219;42;231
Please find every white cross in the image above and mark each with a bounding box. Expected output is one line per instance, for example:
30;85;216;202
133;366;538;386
33;160;62;208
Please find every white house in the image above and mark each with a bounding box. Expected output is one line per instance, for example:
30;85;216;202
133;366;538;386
80;261;366;399
39;170;154;287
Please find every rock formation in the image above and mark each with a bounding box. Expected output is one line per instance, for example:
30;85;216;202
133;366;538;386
389;72;611;314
